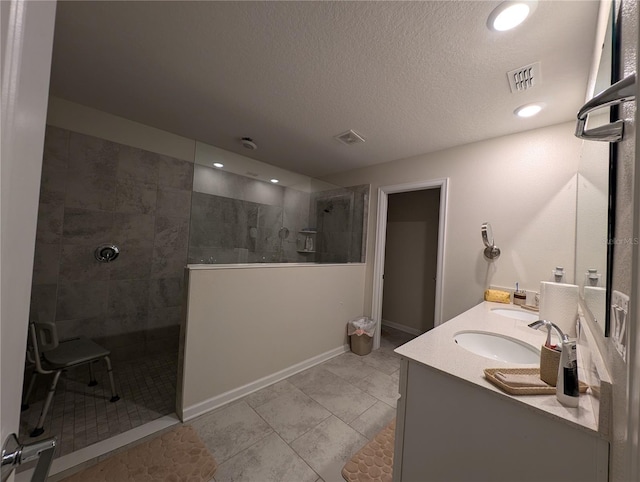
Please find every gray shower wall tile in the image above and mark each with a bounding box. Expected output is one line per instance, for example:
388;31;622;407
66;133;119;211
112;212;155;247
193;164;247;199
107;279;149;316
244;178;284;206
69;132;120;177
29;284;58;322
148;277;183;309
117;145;160;184
55;316;107;340
283;188;310;234
256;205;284;253
63;207;114;245
109;245;153;280
155;216;190;248
147;306;183;329
56;315;107;340
32;242;61;284
188;220;222;249
115;179;157;215
59;244;110;282
158;156;193;191
43;126;69;167
65;172;117;211
248;250;282;263
56;281;109;321
36;199;65;243
104;312;148;337
151;245;187;278
187;246;219;264
156;188;192;219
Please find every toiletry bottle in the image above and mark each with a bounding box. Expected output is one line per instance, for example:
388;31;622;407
513;291;526;306
556;340;579;407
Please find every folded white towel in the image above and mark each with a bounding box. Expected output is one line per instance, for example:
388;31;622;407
494;372;548;387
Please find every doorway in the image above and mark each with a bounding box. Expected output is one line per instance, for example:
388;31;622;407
382;189;440;335
371;180;448;350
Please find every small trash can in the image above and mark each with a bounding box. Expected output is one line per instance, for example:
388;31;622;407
347;317;376;356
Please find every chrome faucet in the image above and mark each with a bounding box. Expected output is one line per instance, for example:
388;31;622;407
528;319;569;346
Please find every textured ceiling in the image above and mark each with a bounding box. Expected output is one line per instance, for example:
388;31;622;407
49;1;600;178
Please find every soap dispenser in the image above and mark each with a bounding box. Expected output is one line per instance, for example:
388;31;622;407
556;339;579;407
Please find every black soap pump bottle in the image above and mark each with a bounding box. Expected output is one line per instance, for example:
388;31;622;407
556;339;579;407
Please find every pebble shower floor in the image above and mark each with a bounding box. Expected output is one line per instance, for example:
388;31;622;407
18;351;177;458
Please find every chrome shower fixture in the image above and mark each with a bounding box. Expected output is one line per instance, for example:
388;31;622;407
94;244;120;263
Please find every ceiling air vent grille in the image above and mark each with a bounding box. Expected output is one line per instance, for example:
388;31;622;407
335;129;365;146
507;62;541;93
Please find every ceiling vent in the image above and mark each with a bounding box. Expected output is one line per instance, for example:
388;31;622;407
507;62;541;93
335;129;365;146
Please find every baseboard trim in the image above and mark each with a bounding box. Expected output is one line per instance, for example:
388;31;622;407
181;344;350;422
381;319;422;336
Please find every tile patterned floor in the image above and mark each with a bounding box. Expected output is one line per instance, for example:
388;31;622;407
190;325;416;482
18;351;177;458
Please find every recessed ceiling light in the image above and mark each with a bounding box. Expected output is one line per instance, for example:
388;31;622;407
487;1;537;32
270;179;279;184
514;103;544;118
213;162;224;168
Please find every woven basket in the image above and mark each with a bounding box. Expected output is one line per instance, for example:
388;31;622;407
484;367;588;396
539;345;561;386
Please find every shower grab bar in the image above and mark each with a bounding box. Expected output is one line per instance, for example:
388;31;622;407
575;72;636;142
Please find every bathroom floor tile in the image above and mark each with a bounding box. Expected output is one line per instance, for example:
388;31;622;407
290;415;368;482
214;432;318;482
190;400;273;463
289;366;377;423
244;379;297;409
360;347;401;375
349;400;396;439
353;370;400;407
254;388;331;443
321;352;382;385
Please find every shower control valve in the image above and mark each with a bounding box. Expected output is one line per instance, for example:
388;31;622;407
95;244;120;263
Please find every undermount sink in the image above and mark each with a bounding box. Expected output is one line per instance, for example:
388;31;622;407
491;308;539;322
454;331;540;364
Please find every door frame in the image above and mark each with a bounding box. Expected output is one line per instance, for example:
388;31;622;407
1;0;56;458
371;179;448;349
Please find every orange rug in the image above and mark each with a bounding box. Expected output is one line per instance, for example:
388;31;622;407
342;418;395;482
60;425;217;482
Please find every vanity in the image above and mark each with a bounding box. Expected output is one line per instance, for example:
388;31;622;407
392;302;610;482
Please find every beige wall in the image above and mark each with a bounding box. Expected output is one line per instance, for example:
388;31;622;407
323;121;582;322
180;264;365;418
383;189;440;333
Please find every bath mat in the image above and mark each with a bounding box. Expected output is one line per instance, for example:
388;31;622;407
342;418;395;482
60;425;217;482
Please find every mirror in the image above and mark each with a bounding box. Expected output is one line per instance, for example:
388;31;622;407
481;222;501;260
575;0;619;336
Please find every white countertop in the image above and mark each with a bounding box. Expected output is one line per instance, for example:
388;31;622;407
395;301;603;436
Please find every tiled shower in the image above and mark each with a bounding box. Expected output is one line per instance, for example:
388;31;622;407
21;125;369;458
22;126;193;456
189;163;368;265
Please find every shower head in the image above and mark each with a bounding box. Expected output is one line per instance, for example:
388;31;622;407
323;203;333;214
